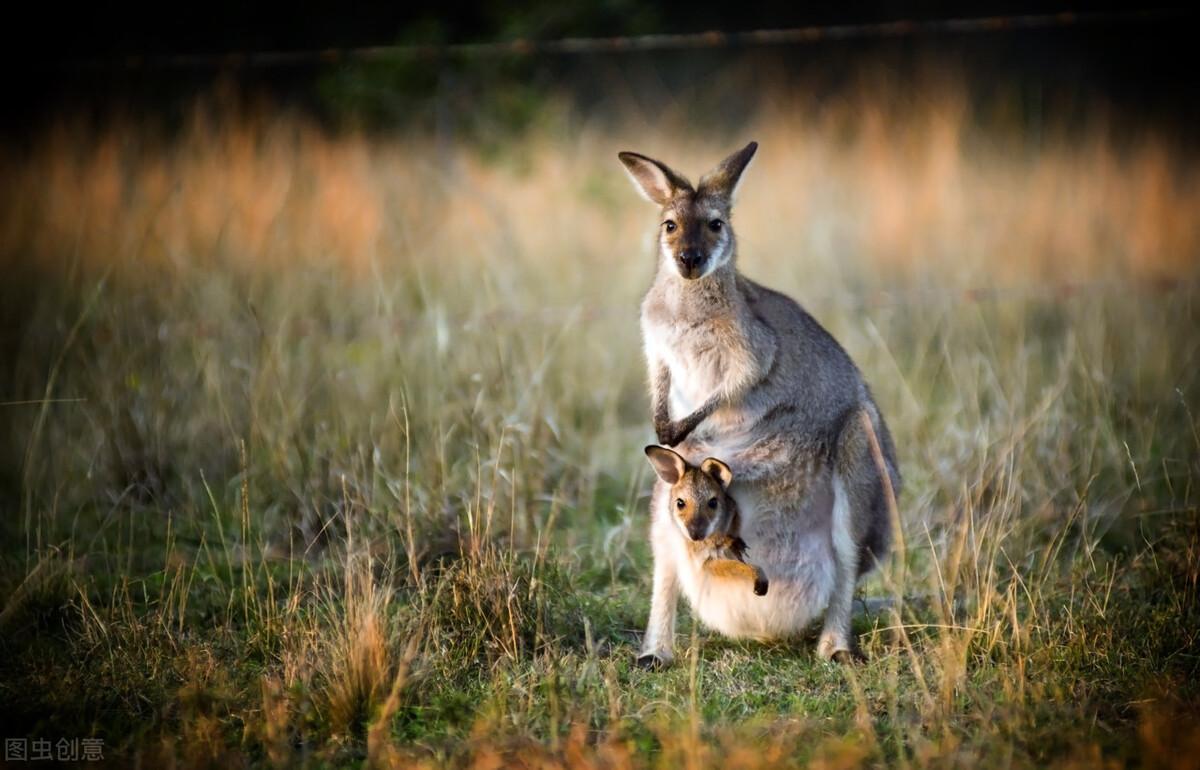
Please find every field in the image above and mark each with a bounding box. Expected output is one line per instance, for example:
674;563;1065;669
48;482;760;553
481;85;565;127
2;81;1199;768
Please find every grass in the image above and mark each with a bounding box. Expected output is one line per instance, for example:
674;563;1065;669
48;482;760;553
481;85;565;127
1;81;1199;767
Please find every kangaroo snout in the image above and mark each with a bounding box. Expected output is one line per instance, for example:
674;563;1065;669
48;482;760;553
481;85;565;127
678;248;704;277
687;522;708;541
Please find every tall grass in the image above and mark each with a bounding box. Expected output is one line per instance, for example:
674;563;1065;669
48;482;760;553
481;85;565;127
1;78;1198;767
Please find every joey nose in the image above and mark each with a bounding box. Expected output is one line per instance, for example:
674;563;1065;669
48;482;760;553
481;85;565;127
680;248;702;270
687;524;707;541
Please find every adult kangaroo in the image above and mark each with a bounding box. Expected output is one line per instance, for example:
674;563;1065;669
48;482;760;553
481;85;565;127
620;141;901;666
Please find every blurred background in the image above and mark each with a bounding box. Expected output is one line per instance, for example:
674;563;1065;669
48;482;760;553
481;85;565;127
4;3;1198;289
3;1;1198;508
5;2;1198;278
2;0;1200;587
1;3;1198;765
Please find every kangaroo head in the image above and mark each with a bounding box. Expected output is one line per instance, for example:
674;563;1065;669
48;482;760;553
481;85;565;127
618;142;757;280
644;445;735;541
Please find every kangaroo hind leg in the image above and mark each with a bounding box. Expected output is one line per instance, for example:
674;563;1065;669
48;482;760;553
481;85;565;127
819;407;891;663
639;549;679;669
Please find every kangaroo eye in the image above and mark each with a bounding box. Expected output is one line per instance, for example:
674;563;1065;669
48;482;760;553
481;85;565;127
675;498;686;509
708;219;723;232
664;220;677;233
708;498;718;509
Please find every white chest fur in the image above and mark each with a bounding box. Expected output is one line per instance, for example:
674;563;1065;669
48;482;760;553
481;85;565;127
642;315;725;417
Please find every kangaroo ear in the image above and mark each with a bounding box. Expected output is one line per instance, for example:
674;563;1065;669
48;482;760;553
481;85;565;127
698;141;758;200
618;151;692;206
700;457;734;490
645;445;687;485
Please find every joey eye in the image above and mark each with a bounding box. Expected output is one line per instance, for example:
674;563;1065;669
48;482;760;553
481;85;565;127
675;498;686;509
664;220;677;233
708;498;718;509
708;219;723;232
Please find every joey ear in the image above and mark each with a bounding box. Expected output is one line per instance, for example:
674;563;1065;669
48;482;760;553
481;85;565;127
618;151;692;206
645;445;687;485
698;141;758;200
700;457;734;490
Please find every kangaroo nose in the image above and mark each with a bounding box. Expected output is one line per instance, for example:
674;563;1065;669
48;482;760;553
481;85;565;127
688;524;707;541
680;249;702;270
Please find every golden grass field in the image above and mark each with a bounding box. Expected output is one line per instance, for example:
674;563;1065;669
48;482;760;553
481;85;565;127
1;78;1198;767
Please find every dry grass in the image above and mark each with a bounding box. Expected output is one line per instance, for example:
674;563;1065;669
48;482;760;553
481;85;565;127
1;78;1198;768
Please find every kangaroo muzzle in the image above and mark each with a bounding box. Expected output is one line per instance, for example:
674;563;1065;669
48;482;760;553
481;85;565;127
678;248;704;278
687;521;708;541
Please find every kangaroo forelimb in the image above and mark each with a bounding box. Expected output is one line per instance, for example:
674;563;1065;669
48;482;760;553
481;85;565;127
652;365;673;443
660;394;720;447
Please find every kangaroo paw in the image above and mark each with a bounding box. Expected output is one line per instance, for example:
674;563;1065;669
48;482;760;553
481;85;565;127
817;631;861;662
818;631;867;663
830;648;867;665
635;651;673;670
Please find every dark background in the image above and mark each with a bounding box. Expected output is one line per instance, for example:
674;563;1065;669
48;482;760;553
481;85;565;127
4;1;1199;138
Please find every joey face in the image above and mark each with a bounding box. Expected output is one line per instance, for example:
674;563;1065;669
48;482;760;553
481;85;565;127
618;142;758;281
669;468;732;541
645;447;735;542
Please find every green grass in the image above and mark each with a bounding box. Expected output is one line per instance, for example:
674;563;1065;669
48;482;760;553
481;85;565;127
1;101;1199;768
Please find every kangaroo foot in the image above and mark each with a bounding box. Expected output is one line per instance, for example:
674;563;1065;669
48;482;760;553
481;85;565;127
635;650;673;670
817;631;864;663
831;647;867;664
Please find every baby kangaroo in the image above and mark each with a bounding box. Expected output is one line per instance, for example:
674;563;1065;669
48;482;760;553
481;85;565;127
643;445;769;600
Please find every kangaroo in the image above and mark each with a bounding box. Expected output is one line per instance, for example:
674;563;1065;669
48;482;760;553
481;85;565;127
620;141;901;667
643;445;769;599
